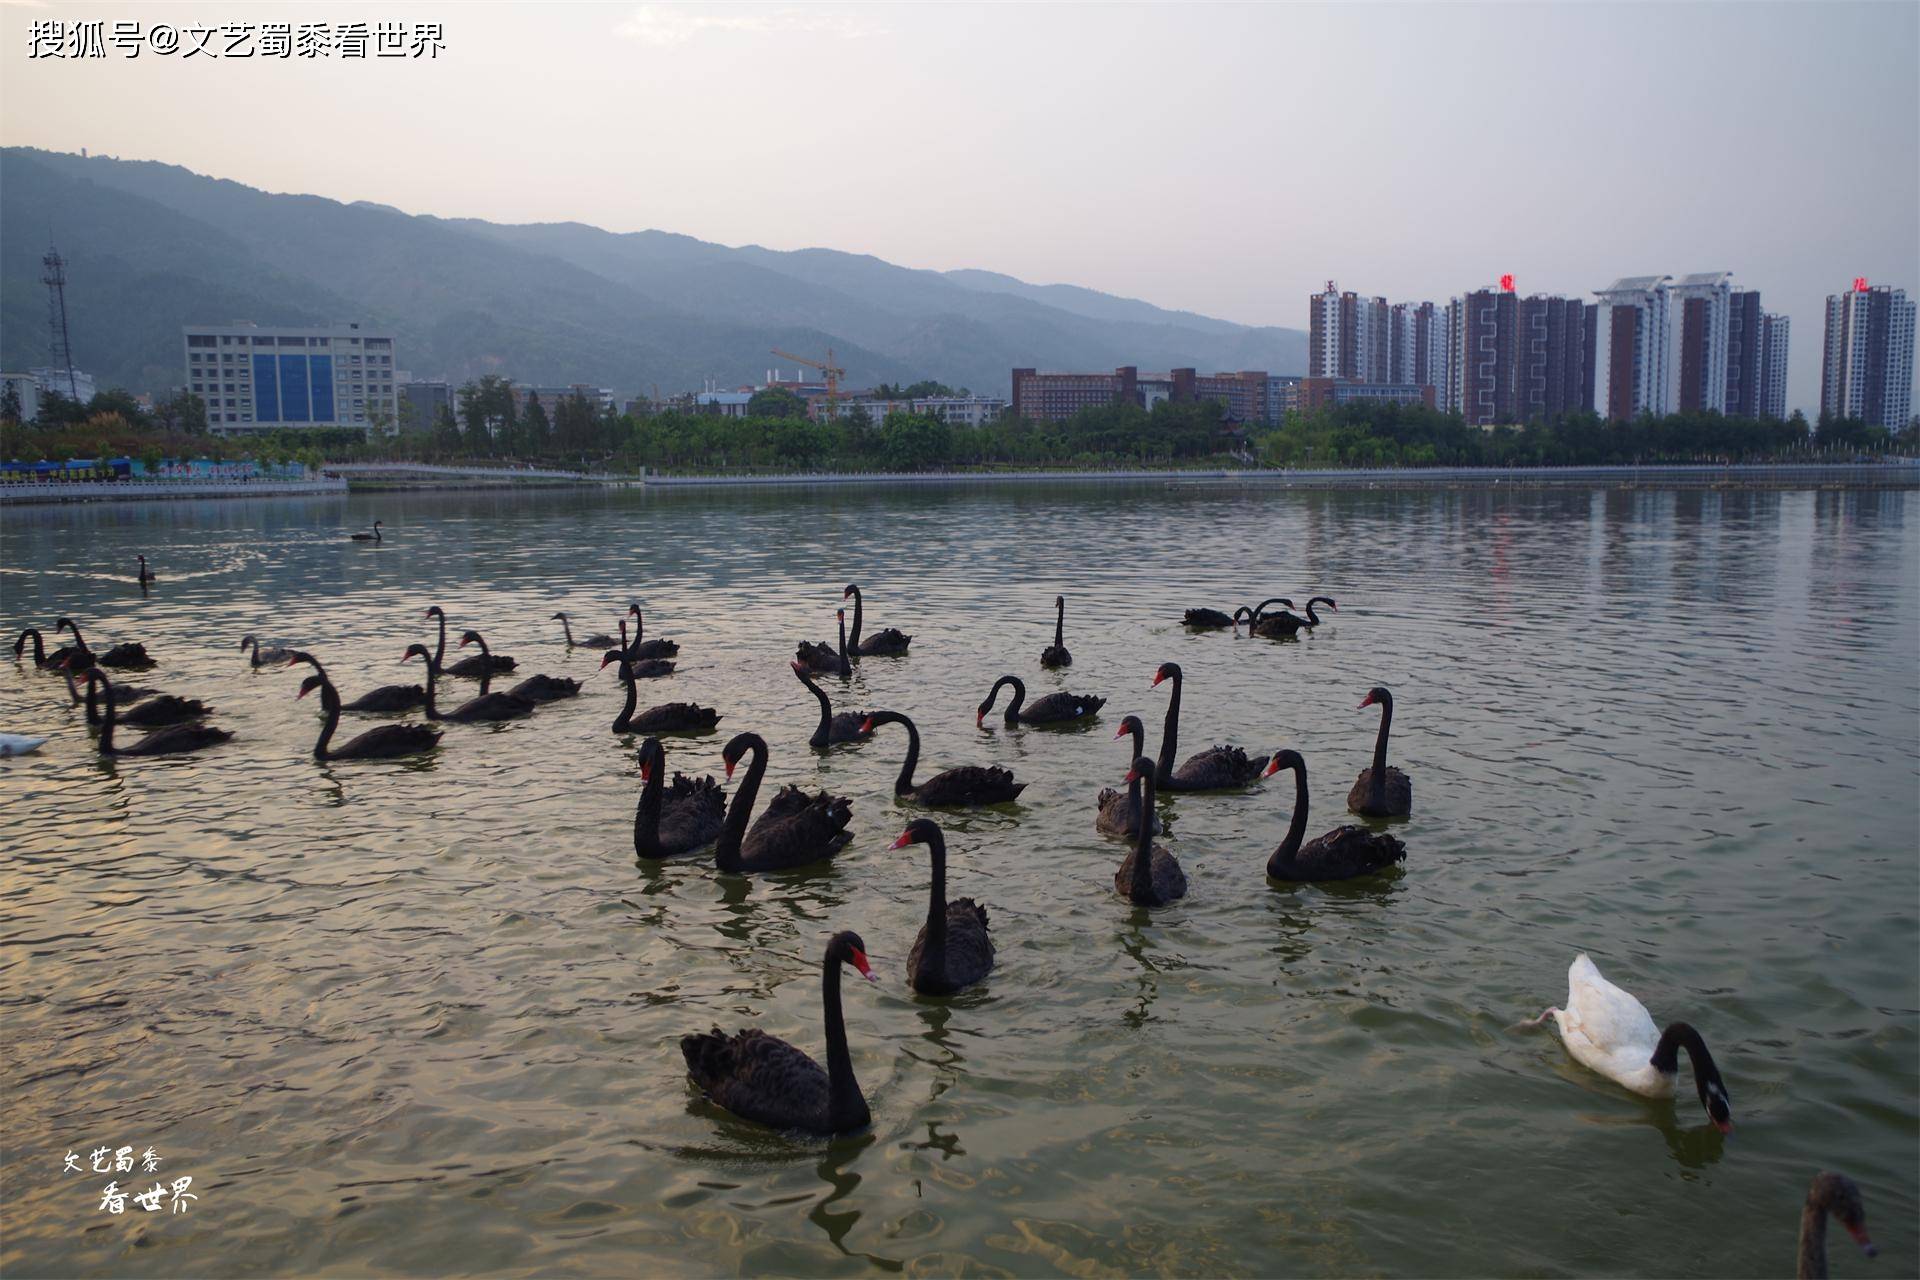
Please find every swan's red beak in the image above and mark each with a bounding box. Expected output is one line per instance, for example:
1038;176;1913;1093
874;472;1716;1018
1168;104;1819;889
1329;601;1339;612
889;830;914;849
459;637;473;648
790;660;807;674
598;654;614;670
849;947;877;981
975;710;985;727
297;685;312;700
724;758;736;780
1262;757;1282;777
860;716;877;734
1845;1222;1876;1256
1711;1116;1733;1135
639;758;652;783
283;655;300;667
402;651;416;663
1113;725;1127;739
1358;692;1376;709
1151;670;1167;687
1124;766;1141;783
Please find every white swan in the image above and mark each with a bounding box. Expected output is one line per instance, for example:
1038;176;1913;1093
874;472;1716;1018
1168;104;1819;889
1535;953;1733;1132
0;733;46;756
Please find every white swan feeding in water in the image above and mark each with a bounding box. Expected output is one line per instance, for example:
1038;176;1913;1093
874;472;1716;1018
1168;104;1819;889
1535;953;1733;1132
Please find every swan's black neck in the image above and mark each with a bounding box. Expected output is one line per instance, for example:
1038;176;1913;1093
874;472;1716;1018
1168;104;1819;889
923;827;949;962
1799;1198;1832;1280
431;611;446;669
89;673;118;753
634;742;664;857
612;659;637;732
557;614;576;646
15;628;45;662
798;668;832;748
1123;719;1145;762
1155;669;1182;787
821;944;865;1130
715;735;768;871
58;619;89;654
988;675;1025;723
873;712;920;795
1129;771;1157;901
419;652;443;721
1305;597;1334;624
469;634;494;695
835;611;851;675
1053;598;1065;649
1269;760;1310;876
1650;1021;1727;1122
312;678;343;759
1368;692;1393;809
846;587;863;652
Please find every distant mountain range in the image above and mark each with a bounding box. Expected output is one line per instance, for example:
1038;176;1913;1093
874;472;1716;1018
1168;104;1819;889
0;147;1306;400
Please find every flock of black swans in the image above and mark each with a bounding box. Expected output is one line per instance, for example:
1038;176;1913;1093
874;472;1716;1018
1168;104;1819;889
5;545;1882;1274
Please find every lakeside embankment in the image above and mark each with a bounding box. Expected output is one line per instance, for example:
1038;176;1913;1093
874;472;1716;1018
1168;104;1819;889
5;460;1916;505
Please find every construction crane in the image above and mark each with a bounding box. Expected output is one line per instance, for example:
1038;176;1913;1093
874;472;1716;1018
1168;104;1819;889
769;346;845;411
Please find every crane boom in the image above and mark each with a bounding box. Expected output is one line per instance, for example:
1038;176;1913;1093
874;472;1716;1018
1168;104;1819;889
769;346;845;412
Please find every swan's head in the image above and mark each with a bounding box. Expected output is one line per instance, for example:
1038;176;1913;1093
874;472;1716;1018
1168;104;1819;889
295;674;325;701
627;601;641;618
550;612;566;621
372;521;382;528
598;651;624;671
1810;1173;1875;1257
890;818;941;851
1700;1075;1733;1135
828;930;878;983
1359;686;1391;710
1115;714;1144;740
720;732;761;780
1123;755;1157;784
459;630;482;648
425;606;444;620
842;584;857;599
1262;749;1305;778
790;660;809;676
402;644;433;665
637;738;663;782
1151;662;1179;688
282;651;315;670
836;608;846;622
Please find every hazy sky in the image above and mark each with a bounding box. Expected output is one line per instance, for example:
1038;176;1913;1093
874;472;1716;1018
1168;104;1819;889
3;1;1917;413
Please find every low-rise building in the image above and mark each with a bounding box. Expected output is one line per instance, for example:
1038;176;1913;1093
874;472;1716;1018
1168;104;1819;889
29;366;97;407
183;322;398;435
1297;378;1436;414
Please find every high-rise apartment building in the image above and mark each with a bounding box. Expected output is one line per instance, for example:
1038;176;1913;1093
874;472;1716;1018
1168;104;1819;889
1672;272;1733;414
1595;276;1673;421
1821;282;1916;428
183;322;398;435
1758;312;1790;421
1449;284;1594;426
1313;282;1448;402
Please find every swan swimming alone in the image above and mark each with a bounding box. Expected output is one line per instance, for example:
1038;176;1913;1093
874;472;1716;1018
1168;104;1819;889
1534;954;1732;1133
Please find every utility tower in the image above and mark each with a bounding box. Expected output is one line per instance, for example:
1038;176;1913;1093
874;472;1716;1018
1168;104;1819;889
42;242;79;400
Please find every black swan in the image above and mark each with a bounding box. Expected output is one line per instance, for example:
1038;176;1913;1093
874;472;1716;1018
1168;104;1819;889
1182;605;1236;629
633;737;726;859
1149;662;1269;791
1114;758;1186;905
291;658;440;760
795;609;852;676
403;643;533;723
81;669;231;756
1250;596;1336;638
976;675;1104;726
65;668;206;728
1798;1172;1876;1278
1095;715;1162;837
15;628;82;670
603;620;674;679
861;711;1026;806
714;732;855;873
239;634;294;668
893;818;994;995
1040;595;1072;668
136;555;155;587
1348;686;1412;817
608;658;720;734
427;607;515;678
794;660;870;748
625;604;681;660
338;667;427;714
507;670;582;703
844;583;911;656
680;930;877;1134
57;617;154;669
552;612;616;649
1262;750;1406;881
57;662;156;705
349;520;383;542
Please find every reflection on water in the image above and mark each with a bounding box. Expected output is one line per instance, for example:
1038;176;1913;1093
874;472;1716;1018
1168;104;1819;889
1;482;1916;1278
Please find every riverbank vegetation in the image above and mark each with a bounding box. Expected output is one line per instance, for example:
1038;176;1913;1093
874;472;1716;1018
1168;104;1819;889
6;377;1916;474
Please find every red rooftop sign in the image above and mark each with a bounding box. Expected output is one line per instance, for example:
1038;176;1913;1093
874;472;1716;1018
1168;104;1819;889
1854;276;1870;292
1499;274;1515;293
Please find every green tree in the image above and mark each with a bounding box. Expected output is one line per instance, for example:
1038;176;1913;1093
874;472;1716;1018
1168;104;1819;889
521;393;551;453
0;379;21;426
747;387;808;419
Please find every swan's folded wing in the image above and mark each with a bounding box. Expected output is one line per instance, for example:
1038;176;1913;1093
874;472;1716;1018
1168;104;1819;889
1565;954;1659;1056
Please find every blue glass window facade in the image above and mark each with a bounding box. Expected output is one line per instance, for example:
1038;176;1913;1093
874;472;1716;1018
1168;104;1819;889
278;354;311;422
309;355;334;422
252;354;279;421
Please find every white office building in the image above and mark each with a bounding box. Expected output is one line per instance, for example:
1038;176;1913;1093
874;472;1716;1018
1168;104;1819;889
183;323;399;435
1821;284;1915;428
1759;313;1791;421
1670;272;1733;414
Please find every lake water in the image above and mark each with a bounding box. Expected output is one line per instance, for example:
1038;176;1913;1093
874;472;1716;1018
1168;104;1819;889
2;482;1916;1278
